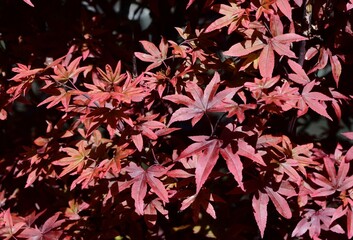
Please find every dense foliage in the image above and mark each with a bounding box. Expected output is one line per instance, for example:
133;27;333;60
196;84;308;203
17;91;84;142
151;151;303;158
2;0;353;239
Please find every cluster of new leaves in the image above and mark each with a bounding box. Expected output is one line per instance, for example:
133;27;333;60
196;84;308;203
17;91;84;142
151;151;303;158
1;0;353;239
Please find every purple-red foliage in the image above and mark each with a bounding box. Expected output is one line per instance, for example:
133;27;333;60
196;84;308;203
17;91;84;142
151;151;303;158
2;0;353;239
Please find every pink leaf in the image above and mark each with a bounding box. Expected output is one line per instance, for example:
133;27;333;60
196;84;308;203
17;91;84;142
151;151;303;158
139;41;160;57
41;212;65;233
275;0;292;21
303;97;332;121
223;39;266;57
205;3;245;33
146;166;170;203
293;0;303;6
308;48;329;74
348;208;353;239
126;163;169;215
177;138;214;160
180;194;196;211
18;228;42;239
342;132;353;140
25;170;38;188
23;0;34;7
202;72;221;106
346;146;353;161
329;55;342;87
134;38;168;71
237;140;266;166
257;134;282;148
301;81;333;121
265;187;292;219
205;201;216;219
287;59;310;84
205;15;233;34
273;33;307;44
270;15;283;37
292;217;311;237
259;44;275;78
131;174;147;215
166;107;202;126
252;191;269;238
220;146;244;190
330;205;347;225
131;134;143;152
164;72;234;126
305;46;319;60
166;169;194;178
194;140;220;193
271;41;297;58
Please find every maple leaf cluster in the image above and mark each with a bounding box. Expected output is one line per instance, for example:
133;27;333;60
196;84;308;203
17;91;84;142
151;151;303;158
1;0;353;239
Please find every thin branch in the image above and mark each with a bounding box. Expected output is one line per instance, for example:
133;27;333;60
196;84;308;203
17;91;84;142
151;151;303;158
132;55;138;78
211;112;227;137
205;113;214;136
298;0;311;66
46;75;101;108
150;142;159;165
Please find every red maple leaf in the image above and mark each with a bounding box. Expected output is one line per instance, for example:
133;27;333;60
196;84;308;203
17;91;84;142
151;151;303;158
310;156;353;197
130;114;167;152
224;18;307;78
7;64;43;102
52;141;90;178
307;47;342;87
18;212;65;240
98;143;134;176
64;200;89;220
38;88;81;111
117;73;149;104
135;38;168;71
22;210;46;228
180;189;219;222
287;59;310;85
50;56;91;83
292;208;344;239
85;72;147;106
142;66;188;97
270;135;317;183
177;137;220;193
244;75;281;99
164;72;235;126
252;191;269;238
297;81;333;120
252;187;292;238
204;1;248;34
125;163;170;215
10;63;42;82
177;129;265;193
262;81;300;111
330;205;353;239
255;0;292;21
0;209;25;240
83;107;133;137
96;61;126;85
70;166;101;190
144;198;169;227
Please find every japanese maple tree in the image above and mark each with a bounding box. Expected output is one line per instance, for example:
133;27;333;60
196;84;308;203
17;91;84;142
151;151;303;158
1;0;353;239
